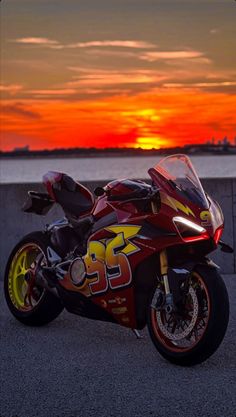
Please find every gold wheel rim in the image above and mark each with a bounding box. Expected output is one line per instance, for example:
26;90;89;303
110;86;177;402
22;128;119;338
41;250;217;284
8;243;45;311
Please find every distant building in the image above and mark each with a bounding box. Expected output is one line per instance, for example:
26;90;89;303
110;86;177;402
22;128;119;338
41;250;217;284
222;136;229;146
13;145;30;152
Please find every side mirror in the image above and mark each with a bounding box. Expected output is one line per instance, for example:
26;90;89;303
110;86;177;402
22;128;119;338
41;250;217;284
219;240;234;253
94;187;105;197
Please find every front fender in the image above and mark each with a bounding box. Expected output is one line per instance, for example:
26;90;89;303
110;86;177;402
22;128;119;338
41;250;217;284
167;258;221;306
133;253;160;329
172;257;220;273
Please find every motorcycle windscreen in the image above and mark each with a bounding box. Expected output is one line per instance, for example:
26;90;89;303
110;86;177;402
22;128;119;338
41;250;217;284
149;154;209;209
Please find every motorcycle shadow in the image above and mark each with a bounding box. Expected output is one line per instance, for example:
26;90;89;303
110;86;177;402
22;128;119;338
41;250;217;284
2;295;235;371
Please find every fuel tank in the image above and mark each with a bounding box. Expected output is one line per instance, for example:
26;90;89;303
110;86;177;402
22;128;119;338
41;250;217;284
104;179;152;197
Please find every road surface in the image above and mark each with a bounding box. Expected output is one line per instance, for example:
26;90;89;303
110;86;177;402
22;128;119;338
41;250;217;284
0;276;235;417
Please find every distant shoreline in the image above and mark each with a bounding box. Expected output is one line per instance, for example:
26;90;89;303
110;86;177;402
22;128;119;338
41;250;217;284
1;145;236;159
1;152;236;160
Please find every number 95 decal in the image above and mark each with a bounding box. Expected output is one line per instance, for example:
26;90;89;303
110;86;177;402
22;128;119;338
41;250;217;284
78;225;141;296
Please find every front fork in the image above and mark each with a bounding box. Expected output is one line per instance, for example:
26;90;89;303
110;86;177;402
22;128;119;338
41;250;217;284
160;249;169;293
152;249;191;313
160;249;174;312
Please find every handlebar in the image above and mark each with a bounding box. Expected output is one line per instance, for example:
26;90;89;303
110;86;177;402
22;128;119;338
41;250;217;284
94;184;160;203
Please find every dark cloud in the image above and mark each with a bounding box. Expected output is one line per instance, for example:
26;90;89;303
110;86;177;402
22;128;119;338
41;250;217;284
1;104;41;119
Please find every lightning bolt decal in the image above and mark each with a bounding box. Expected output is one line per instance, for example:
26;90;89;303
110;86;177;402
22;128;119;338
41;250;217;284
160;192;195;217
105;225;141;256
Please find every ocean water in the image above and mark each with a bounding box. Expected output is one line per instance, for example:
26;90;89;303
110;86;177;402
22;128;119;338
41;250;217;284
0;155;236;183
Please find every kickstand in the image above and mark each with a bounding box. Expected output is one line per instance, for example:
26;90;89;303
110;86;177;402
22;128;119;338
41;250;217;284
132;329;144;339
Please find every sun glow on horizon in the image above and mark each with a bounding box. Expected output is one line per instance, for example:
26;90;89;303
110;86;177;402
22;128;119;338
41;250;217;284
132;136;168;150
1;91;236;151
120;108;166;149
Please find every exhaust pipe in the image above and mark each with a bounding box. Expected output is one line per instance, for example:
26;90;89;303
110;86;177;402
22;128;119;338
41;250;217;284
35;266;60;298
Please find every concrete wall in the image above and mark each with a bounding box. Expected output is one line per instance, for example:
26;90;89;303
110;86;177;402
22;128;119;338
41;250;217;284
0;178;235;279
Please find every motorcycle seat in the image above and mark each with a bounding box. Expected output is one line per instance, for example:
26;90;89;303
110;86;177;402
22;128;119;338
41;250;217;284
45;172;95;218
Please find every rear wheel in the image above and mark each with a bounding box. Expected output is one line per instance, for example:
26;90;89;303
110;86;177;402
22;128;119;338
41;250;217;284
147;265;229;366
4;232;64;326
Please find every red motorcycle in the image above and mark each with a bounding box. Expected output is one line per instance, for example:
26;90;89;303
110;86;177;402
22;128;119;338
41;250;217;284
4;154;232;366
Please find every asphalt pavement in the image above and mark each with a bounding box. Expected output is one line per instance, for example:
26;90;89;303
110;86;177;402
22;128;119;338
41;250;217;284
0;276;236;417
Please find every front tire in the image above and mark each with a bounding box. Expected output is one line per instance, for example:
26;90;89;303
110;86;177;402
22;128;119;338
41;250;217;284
147;265;229;366
4;231;64;326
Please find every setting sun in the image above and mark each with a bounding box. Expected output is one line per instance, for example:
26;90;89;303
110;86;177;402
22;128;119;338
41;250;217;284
134;136;167;150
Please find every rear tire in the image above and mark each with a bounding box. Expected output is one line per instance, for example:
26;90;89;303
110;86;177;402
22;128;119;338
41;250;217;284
4;231;64;326
147;265;229;366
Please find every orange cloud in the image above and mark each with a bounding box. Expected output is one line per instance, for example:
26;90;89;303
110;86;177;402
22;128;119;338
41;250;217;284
66;68;167;90
0;83;23;95
12;38;156;50
14;37;60;46
140;50;205;62
162;82;236;89
67;40;156;49
28;89;78;96
68;73;159;87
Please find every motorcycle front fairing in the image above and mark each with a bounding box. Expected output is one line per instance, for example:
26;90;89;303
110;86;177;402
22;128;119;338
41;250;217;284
148;154;224;248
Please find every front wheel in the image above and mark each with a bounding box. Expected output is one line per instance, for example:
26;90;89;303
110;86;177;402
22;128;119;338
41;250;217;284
4;231;64;326
147;265;229;366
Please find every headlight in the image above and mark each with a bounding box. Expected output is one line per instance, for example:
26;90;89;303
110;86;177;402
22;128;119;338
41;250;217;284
173;216;207;240
69;257;86;286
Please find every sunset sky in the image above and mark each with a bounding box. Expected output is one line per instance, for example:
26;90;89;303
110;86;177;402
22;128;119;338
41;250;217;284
1;0;236;150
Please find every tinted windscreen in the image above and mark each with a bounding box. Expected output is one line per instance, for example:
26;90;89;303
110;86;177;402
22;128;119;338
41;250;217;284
153;154;209;209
